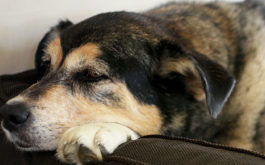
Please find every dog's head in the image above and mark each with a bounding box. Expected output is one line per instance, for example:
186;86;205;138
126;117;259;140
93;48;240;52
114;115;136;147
0;12;235;151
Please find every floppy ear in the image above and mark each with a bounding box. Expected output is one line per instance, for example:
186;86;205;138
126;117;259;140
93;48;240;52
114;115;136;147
156;41;236;118
35;20;73;75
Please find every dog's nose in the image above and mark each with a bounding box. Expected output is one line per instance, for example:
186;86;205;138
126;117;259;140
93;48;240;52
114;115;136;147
0;103;30;131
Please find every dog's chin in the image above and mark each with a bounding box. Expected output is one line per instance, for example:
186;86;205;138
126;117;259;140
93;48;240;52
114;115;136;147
14;141;40;151
1;122;56;151
14;141;56;151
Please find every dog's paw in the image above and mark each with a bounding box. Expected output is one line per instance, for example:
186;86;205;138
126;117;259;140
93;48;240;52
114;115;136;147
56;122;139;165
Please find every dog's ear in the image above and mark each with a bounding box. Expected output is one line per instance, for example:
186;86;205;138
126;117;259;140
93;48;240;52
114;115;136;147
35;20;73;76
156;41;236;118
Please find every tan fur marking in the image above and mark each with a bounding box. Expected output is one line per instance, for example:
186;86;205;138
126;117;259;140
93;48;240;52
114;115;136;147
63;43;107;73
165;113;186;131
159;57;196;76
185;75;206;101
159;57;205;101
45;38;63;70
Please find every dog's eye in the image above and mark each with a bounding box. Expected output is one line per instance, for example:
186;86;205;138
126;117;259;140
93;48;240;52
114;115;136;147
74;70;108;83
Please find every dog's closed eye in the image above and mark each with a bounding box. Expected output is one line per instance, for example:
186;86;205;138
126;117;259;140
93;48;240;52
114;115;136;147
73;69;108;83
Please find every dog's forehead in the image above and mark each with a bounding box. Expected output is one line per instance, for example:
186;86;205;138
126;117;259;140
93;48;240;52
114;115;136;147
45;11;159;74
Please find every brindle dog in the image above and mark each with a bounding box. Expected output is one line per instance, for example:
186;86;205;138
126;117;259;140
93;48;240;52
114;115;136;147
0;0;265;164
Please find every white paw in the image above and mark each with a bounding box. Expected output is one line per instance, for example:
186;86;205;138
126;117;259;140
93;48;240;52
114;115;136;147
56;122;139;165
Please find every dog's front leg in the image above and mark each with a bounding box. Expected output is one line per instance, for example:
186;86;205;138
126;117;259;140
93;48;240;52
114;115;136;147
56;122;139;165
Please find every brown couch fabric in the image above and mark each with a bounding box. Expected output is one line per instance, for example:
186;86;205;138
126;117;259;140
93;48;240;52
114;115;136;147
104;136;265;165
0;70;264;165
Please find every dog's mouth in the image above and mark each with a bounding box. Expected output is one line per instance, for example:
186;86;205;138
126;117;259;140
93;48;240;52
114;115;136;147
5;133;38;151
1;121;38;151
14;141;33;150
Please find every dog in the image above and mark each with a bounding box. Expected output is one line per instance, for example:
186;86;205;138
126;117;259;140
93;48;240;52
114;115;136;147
1;0;265;164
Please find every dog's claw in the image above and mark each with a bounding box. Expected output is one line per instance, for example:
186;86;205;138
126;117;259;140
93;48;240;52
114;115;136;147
56;122;139;165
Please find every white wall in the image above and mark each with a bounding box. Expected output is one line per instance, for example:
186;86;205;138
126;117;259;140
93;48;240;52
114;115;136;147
0;0;243;74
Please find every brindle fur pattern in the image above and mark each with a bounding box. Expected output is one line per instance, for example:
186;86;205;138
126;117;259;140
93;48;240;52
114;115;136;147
1;0;265;155
145;0;265;152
